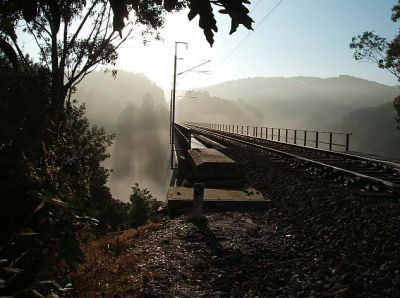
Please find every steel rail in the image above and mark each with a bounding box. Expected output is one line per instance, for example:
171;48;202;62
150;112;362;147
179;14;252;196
188;125;400;194
189;124;400;170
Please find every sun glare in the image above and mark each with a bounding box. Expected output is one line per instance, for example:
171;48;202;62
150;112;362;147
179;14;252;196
117;10;217;95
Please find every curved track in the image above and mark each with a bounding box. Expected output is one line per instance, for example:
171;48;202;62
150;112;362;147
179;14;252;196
187;124;400;195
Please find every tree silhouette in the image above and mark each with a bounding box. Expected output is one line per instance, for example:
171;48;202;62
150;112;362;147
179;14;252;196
112;102;136;180
0;0;253;120
3;1;253;46
0;0;141;120
136;93;168;184
350;1;400;127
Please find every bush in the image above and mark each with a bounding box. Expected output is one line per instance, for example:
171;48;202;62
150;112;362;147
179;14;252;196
0;61;119;295
0;56;163;295
129;183;162;228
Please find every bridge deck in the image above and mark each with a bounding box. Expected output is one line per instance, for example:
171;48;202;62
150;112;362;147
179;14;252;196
190;136;207;149
185;148;242;187
167;187;269;212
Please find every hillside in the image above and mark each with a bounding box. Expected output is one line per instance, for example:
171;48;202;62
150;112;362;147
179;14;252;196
176;90;263;125
74;71;170;201
204;76;399;129
339;102;400;157
75;71;167;132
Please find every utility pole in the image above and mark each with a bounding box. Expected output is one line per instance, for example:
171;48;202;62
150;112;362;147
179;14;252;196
170;41;188;169
170;42;211;169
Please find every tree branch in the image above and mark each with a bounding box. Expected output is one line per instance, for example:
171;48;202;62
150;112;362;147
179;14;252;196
68;0;100;49
25;22;50;69
66;3;108;82
33;20;51;37
10;38;33;72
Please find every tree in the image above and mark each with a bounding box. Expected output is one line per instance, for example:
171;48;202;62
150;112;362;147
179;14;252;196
1;0;254;51
129;183;161;228
1;0;137;119
0;57;128;294
350;1;400;127
0;1;254;120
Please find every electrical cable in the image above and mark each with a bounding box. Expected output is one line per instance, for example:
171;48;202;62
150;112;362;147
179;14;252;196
211;0;264;58
212;0;285;72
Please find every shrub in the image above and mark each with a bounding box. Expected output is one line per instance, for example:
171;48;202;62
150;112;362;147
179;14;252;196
0;62;117;295
129;183;162;228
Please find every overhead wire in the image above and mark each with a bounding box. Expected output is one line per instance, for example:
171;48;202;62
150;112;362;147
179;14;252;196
211;0;264;58
170;0;272;94
212;0;285;72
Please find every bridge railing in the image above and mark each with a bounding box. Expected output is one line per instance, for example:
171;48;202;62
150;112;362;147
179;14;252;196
174;123;192;151
171;123;192;169
188;122;351;152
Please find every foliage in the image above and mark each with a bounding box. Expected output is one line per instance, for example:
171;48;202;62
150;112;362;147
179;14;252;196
349;2;400;80
0;0;253;70
0;0;254;122
350;1;400;127
129;183;162;228
395;95;400;128
0;60;123;295
0;56;164;294
0;0;135;120
341;101;400;157
112;0;254;45
0;0;239;294
0;63;78;295
350;32;387;69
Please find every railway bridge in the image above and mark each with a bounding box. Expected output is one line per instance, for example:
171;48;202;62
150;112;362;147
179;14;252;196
167;122;400;214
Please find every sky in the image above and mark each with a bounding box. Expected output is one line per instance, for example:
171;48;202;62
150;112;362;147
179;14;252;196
115;0;400;94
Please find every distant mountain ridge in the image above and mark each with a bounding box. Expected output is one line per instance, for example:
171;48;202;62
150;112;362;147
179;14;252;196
203;75;399;129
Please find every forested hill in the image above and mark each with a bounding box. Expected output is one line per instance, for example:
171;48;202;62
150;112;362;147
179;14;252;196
75;71;170;201
204;75;399;129
176;90;263;125
75;71;167;133
340;102;400;157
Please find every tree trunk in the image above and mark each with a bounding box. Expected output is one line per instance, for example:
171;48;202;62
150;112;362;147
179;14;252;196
50;22;66;122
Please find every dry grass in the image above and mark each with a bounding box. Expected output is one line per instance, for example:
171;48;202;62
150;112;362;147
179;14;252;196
68;223;161;297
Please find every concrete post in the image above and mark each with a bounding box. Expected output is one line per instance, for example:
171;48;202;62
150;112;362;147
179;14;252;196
192;183;205;220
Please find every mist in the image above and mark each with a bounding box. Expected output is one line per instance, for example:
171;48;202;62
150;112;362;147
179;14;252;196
182;76;400;158
204;76;399;129
75;71;171;201
75;72;400;203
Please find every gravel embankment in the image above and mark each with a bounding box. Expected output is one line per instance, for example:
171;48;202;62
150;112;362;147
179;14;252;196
71;144;400;297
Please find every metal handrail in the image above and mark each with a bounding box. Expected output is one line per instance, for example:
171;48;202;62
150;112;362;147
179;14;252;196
174;123;191;150
187;122;351;152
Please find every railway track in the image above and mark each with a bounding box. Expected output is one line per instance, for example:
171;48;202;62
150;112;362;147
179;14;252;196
187;124;400;196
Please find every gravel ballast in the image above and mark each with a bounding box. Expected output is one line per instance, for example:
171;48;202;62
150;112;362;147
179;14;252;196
71;144;400;297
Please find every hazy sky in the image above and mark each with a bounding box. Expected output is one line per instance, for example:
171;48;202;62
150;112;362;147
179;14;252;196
16;1;400;94
116;0;399;94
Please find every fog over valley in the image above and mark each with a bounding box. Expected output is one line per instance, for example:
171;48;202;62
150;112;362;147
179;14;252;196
75;71;171;201
75;71;400;201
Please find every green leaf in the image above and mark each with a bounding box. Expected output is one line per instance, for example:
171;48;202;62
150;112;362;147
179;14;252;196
2;266;24;273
